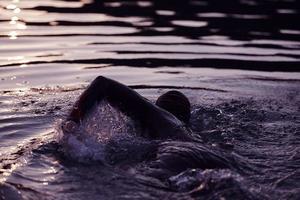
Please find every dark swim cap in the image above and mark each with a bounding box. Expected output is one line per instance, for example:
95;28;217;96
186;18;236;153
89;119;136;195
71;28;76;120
156;90;191;124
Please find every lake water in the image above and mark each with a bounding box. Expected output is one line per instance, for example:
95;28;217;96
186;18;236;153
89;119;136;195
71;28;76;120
0;0;299;199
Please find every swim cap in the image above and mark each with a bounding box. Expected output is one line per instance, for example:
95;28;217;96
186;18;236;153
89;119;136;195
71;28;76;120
156;90;191;124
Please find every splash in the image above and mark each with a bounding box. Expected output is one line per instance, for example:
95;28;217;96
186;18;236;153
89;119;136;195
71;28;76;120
55;100;142;163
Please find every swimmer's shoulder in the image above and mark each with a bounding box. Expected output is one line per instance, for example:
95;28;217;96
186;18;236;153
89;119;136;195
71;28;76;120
146;104;193;140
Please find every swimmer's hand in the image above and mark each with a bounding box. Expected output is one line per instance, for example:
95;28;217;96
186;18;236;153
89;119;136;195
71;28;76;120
61;120;78;133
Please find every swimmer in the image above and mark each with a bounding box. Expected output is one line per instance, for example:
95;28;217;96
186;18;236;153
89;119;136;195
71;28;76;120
63;76;193;141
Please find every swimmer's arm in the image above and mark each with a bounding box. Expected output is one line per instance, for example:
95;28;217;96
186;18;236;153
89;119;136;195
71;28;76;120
68;76;155;124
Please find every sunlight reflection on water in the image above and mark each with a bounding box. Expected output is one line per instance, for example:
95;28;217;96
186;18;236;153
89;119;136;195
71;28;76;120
5;0;26;40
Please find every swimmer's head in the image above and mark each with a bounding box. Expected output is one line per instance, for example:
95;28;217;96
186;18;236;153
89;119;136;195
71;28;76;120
156;90;191;124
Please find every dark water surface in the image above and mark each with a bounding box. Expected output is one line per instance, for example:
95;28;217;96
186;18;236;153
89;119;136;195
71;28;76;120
0;0;299;199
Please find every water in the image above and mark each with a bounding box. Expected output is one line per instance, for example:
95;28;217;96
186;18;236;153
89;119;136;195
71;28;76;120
0;0;299;199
